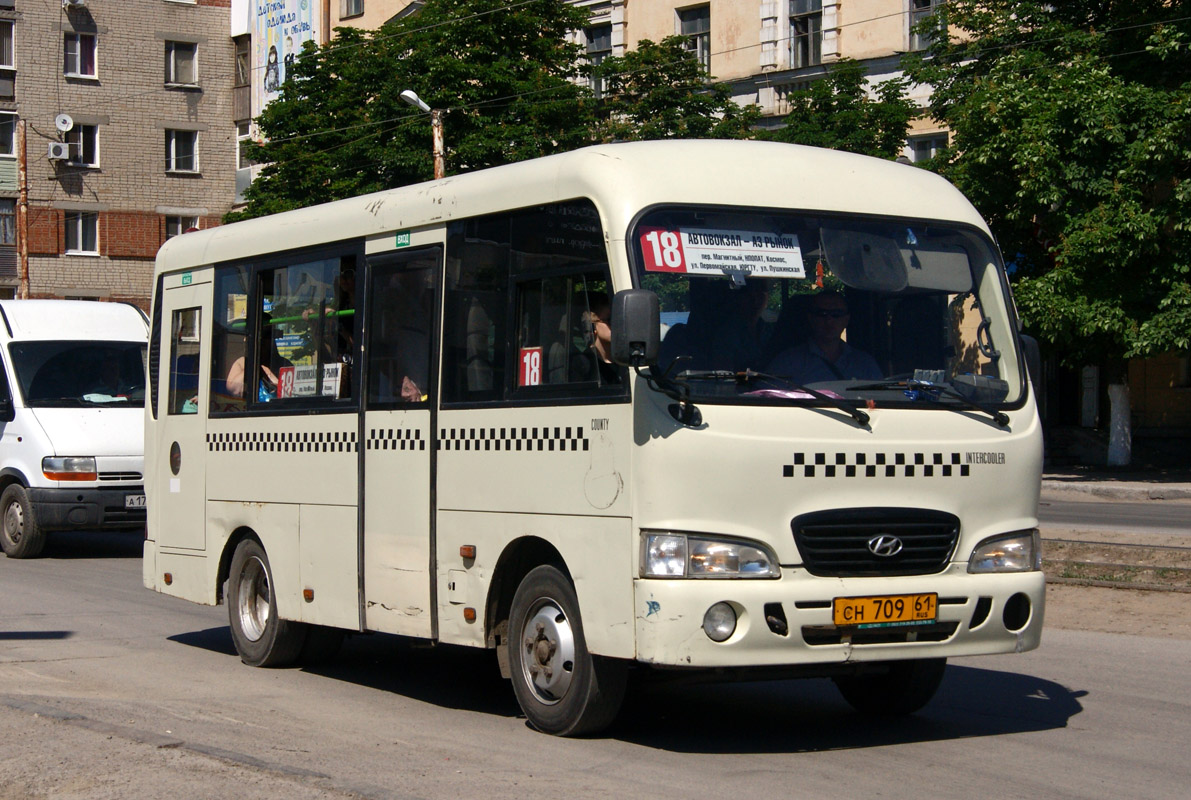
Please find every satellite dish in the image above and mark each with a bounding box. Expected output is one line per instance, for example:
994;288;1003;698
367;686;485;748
54;114;74;133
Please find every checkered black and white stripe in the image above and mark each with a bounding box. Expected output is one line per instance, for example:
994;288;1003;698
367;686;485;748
438;426;588;453
367;428;426;451
782;452;971;479
208;431;358;453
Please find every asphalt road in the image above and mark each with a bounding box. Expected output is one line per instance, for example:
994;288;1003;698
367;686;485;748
1039;497;1191;536
1;530;1189;799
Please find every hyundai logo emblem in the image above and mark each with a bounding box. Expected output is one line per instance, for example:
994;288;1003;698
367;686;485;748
867;534;904;557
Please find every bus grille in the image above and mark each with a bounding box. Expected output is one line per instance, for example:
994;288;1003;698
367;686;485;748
791;508;959;577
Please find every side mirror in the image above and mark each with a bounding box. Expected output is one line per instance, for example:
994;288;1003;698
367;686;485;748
610;289;660;367
1019;334;1042;393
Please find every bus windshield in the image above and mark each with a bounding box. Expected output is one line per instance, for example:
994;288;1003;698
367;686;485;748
632;207;1023;408
9;340;148;407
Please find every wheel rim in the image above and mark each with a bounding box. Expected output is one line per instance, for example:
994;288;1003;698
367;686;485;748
519;600;577;705
236;555;271;642
3;500;22;545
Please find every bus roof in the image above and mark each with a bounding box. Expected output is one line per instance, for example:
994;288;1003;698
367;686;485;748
0;300;148;342
156;140;989;274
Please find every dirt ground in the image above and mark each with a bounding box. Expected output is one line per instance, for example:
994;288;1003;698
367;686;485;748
1045;583;1191;639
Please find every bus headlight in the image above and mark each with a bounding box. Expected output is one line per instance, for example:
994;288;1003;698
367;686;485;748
642;533;779;578
968;530;1042;573
42;456;98;481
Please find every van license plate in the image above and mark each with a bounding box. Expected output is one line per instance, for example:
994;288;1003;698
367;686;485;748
833;593;937;628
125;495;146;509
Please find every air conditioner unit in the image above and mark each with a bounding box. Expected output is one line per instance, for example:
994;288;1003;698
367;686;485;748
48;142;70;161
63;0;86;8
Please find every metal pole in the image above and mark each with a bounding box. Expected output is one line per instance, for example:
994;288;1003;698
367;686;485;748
17;119;29;300
431;109;444;180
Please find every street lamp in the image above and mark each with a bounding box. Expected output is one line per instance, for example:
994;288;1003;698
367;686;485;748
400;89;444;180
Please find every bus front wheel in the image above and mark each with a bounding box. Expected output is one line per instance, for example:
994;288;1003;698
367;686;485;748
508;564;626;736
833;658;947;716
226;539;307;667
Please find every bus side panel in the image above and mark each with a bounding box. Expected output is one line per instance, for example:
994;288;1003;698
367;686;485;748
147;546;212;605
207;499;304;623
299;504;361;630
436;510;635;658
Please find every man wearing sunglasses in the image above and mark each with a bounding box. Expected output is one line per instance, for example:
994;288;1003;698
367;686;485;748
766;291;881;384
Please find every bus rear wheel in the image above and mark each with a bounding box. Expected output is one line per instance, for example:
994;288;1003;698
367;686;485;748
0;485;47;559
833;658;947;716
227;539;307;667
508;564;626;736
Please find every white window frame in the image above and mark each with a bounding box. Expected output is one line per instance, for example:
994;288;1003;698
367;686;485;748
910;0;946;52
64;32;98;79
165;41;198;87
677;6;711;73
165;215;199;239
0;112;14;158
341;0;364;19
0;199;15;246
909;133;949;163
0;20;14;70
166;129;199;173
66;124;99;167
585;24;612;97
64;211;99;255
236;122;254;170
790;1;823;69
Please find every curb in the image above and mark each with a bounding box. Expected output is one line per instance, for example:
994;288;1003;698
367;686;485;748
1041;481;1191;503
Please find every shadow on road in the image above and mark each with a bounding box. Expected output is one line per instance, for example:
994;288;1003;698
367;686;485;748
40;530;143;560
170;625;1084;749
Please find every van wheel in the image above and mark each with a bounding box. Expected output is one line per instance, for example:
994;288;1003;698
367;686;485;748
833;658;947;716
0;485;47;559
508;565;626;736
226;539;307;667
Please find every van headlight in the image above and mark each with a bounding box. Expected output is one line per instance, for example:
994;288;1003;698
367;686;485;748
642;532;780;578
42;456;98;481
968;530;1042;573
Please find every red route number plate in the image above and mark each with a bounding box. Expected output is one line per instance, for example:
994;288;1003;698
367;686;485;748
833;593;938;628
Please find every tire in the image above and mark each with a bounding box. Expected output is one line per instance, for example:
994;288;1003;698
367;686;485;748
508;564;627;736
0;484;47;559
833;658;947;716
226;539;307;667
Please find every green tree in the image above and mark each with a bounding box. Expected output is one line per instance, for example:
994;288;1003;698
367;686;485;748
764;58;917;159
905;1;1191;464
229;0;594;221
592;36;761;141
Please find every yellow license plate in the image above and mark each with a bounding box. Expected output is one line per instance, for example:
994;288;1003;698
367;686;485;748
833;593;938;628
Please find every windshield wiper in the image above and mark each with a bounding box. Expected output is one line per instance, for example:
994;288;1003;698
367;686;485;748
677;369;870;427
853;379;1009;427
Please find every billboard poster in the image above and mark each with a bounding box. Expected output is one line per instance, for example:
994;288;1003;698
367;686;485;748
254;0;322;115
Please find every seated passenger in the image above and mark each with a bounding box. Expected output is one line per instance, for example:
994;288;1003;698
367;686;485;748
766;291;881;383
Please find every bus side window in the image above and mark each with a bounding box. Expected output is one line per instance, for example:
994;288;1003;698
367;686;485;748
168;307;201;414
211;265;250;413
366;249;439;405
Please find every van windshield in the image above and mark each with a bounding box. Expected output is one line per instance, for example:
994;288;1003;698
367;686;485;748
9;341;147;407
632;207;1024;408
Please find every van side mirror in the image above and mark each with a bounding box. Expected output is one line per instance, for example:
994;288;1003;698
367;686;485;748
610;289;660;368
1019;334;1042;393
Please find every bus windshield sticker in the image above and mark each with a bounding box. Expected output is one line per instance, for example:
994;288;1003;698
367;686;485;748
519;346;543;387
277;362;342;398
639;226;805;279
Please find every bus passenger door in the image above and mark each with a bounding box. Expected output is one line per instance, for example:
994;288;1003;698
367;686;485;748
153;278;211;552
361;246;440;637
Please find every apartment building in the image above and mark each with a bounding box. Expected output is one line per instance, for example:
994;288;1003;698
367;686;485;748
1;0;236;304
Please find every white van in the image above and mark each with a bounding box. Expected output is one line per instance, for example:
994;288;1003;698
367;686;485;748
0;300;149;558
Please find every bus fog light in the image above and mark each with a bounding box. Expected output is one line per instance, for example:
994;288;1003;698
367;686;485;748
702;602;737;642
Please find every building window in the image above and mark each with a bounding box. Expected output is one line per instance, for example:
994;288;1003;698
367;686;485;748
64;33;97;78
585;25;612;97
910;133;949;162
0;20;14;69
166;130;198;173
678;6;711;73
340;0;364;19
165;41;198;86
0;199;14;246
236;122;255;170
790;1;822;69
66;124;99;166
0;112;14;157
166;215;198;239
910;0;946;51
234;36;250;88
65;212;98;254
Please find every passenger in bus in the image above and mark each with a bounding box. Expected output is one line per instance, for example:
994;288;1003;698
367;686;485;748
225;314;293;401
765;291;881;383
708;278;772;371
581;292;620;385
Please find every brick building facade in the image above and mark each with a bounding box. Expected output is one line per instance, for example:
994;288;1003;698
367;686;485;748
3;0;236;307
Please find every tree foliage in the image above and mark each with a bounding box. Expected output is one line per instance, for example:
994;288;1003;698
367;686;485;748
764;58;917;159
592;37;760;141
904;1;1191;369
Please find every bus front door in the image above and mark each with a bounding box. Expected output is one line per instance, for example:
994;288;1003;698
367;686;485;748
360;246;441;638
153;279;211;552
